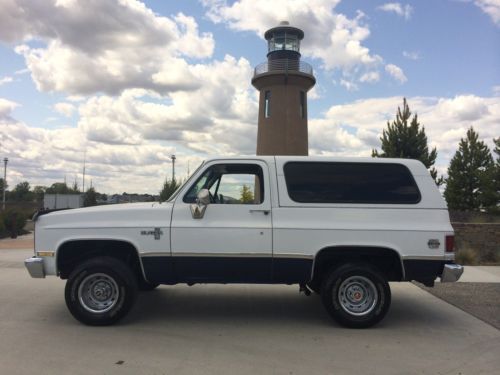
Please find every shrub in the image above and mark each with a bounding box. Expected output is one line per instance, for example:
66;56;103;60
455;247;479;265
3;210;27;239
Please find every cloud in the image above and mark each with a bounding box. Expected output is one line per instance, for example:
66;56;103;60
2;0;214;95
310;95;499;175
2;93;498;191
0;76;13;86
474;0;500;26
403;50;420;60
202;0;383;74
359;71;380;83
53;102;75;117
378;3;413;20
340;78;359;91
385;64;407;83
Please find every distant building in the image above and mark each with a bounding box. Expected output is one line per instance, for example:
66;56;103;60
252;21;316;156
44;194;83;209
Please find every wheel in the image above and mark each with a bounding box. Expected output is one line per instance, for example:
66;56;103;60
320;263;391;328
137;277;160;291
65;256;138;326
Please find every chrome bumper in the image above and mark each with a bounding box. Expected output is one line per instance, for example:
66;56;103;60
441;264;463;283
25;257;45;278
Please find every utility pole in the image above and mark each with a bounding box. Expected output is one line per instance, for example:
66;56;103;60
82;151;86;193
2;157;8;211
170;154;176;181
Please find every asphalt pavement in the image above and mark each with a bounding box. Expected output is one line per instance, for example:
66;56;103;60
1;247;499;375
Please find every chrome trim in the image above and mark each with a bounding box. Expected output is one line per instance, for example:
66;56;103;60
24;257;45;278
139;252;170;257
171;252;272;258
274;253;314;259
403;255;455;260
441;264;464;283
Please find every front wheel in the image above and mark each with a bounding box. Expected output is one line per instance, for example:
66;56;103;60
321;263;391;328
65;256;138;326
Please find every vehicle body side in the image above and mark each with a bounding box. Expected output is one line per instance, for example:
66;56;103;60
32;156;454;287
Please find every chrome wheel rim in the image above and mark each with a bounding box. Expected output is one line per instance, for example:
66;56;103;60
338;276;378;316
78;273;119;314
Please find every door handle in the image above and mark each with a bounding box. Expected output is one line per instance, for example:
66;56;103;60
249;209;270;215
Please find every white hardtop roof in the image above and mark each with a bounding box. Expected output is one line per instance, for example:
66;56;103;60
203;156;429;176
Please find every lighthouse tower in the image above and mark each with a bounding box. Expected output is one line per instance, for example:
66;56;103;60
252;21;316;156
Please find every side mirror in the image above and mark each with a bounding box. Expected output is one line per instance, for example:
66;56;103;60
190;189;209;219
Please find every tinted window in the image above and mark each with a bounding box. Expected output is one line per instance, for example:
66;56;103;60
284;162;421;204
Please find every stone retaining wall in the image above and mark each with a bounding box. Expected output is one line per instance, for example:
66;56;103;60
452;222;500;262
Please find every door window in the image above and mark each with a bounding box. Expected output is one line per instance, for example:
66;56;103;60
183;164;264;204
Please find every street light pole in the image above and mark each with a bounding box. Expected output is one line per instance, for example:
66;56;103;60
170;155;176;181
3;157;8;211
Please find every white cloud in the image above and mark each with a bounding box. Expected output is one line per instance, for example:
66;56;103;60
378;3;413;20
359;71;380;83
202;0;383;74
340;78;359;91
403;50;420;60
493;85;500;95
2;94;498;191
310;95;499;175
53;102;75;117
2;1;214;95
385;64;407;83
474;0;500;26
0;76;13;86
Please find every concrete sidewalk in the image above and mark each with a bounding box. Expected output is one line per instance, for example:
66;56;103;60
456;266;500;283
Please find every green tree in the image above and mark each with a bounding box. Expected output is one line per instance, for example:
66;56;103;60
46;182;71;194
444;127;495;211
83;187;97;207
240;184;254;203
160;178;181;201
372;98;443;185
32;186;47;202
11;181;33;201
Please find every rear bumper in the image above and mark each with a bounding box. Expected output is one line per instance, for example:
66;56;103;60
440;264;464;283
25;257;45;278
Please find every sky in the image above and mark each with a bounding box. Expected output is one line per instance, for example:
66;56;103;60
0;0;499;194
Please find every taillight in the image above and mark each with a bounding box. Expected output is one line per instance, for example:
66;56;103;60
445;235;454;253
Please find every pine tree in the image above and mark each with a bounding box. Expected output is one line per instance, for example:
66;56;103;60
444;127;495;211
372;98;443;185
160;178;181;201
83;187;98;207
240;184;254;203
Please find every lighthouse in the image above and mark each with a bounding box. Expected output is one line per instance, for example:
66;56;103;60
252;21;316;156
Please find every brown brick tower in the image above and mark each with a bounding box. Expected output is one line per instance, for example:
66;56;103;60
252;21;316;156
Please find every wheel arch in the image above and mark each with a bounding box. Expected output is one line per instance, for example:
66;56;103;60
56;238;147;282
309;245;405;291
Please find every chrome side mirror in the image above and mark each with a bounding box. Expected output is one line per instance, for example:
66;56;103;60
190;189;209;219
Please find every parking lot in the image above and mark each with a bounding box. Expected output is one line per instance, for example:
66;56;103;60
1;245;499;375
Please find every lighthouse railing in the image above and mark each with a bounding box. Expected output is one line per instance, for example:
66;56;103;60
254;59;313;77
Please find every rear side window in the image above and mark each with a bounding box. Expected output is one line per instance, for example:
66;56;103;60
284;162;421;204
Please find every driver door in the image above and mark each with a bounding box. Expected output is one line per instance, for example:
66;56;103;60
170;160;273;283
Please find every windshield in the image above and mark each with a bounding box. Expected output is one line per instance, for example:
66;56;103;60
166;161;205;202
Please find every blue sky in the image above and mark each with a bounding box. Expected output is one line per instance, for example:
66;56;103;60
0;0;498;193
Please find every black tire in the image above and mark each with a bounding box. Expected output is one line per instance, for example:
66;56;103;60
65;256;138;326
320;263;391;328
137;277;160;291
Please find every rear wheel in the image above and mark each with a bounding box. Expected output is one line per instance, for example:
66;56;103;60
320;263;391;328
65;256;138;326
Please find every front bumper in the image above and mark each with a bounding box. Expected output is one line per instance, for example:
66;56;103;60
25;257;45;278
440;264;464;282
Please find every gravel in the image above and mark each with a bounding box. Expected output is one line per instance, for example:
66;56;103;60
417;282;500;329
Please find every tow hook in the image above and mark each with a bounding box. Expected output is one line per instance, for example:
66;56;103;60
299;284;312;296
